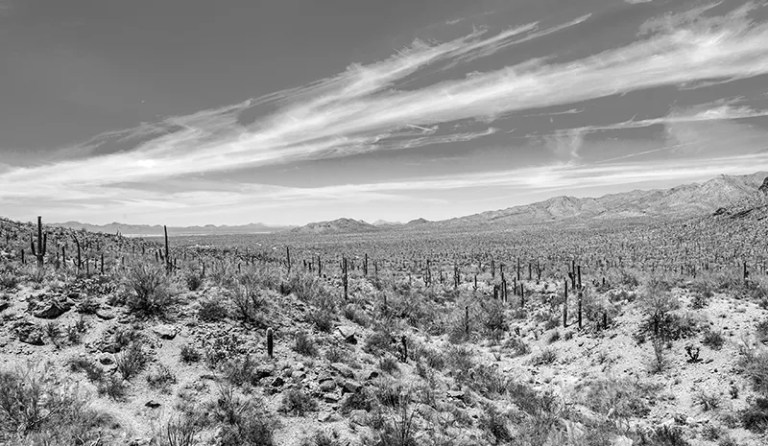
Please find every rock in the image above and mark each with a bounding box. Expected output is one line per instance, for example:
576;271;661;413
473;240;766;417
341;380;362;394
15;323;44;346
272;377;285;387
319;379;336;392
98;353;114;365
254;366;275;381
145;400;161;408
350;410;368;425
322;393;339;403
447;390;466;401
0;300;10;313
330;363;354;379
95;308;116;320
318;412;336;423
152;325;177;340
344;334;358;345
32;300;71;319
365;371;379;380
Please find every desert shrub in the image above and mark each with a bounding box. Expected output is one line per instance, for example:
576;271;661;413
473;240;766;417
180;343;202;363
203;332;247;368
230;284;268;327
373;397;417;446
67;357;104;383
547;330;560;344
693;389;721;411
165;416;201;446
146;364;177;392
97;374;127;400
503;336;531;357
507;382;558;416
308;309;334;333
480;405;513;445
739;351;768;394
198;297;229;322
294;331;318;357
365;331;396;356
649;337;669;374
529;348;557;366
702;329;725;350
210;385;276;446
379;356;400;374
185;270;204;291
301;430;343;446
341;389;374;414
123;262;172;316
577;378;660;419
115;342;149;380
741;397;768;432
0;364;115;444
280;388;318;416
643;425;689;446
221;355;261;387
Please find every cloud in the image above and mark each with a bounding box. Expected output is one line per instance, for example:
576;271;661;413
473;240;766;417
3;2;768;221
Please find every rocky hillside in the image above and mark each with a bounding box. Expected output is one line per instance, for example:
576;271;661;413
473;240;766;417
437;171;768;228
290;218;380;235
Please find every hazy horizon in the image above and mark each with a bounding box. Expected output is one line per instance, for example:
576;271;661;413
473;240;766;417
2;0;768;225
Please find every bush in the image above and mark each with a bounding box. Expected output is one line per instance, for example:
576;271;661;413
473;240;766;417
294;331;318;357
67;357;104;383
198;297;229;322
702;329;725;350
530;348;557;366
115;342;149;380
211;385;276;446
180;344;202;363
185;270;204;291
693;389;721;411
0;364;116;444
741;397;768;432
146;364;177;392
577;378;659;419
123;263;172;316
280;388;318;416
740;351;768;394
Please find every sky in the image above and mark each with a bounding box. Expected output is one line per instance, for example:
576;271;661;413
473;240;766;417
1;0;768;226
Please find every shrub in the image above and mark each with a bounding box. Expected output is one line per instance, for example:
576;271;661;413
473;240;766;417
294;331;318;357
146;364;177;392
0;364;115;444
530;348;557;366
741;397;768;432
379;356;400;375
180;344;202;363
198;297;229;322
577;378;659;419
185;271;204;291
280;388;318;416
702;329;725;350
693;389;721;411
123;263;172;316
230;284;268;326
211;385;276;446
740;351;768;394
97;374;127;400
115;342;149;380
67;357;104;383
480;405;512;445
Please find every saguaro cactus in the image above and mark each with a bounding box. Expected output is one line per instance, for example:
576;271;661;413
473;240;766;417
342;257;349;300
30;216;47;268
563;280;568;327
267;327;274;358
164;225;171;273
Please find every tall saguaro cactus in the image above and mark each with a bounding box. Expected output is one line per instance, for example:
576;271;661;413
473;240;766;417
164;225;172;273
30;216;47;268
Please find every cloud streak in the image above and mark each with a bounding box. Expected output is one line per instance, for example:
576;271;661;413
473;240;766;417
2;2;768;222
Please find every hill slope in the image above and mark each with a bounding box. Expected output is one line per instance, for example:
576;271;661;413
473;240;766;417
437;171;768;228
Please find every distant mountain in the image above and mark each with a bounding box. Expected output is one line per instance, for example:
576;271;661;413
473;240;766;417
290;218;379;234
54;221;291;236
433;171;768;228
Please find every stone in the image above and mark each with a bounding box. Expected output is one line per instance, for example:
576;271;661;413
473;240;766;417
272;377;285;387
330;362;354;379
319;379;336;392
32;300;71;319
322;393;339;403
0;300;10;313
145;400;161;409
15;323;44;346
95;308;116;320
98;353;115;365
341;380;362;394
152;325;177;340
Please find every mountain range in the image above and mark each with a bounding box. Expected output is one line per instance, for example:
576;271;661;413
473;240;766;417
55;172;768;235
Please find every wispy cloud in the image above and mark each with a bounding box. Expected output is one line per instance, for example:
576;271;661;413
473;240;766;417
2;2;768;222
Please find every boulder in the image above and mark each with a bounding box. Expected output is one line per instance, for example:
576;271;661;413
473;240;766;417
151;325;177;340
32;300;71;319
